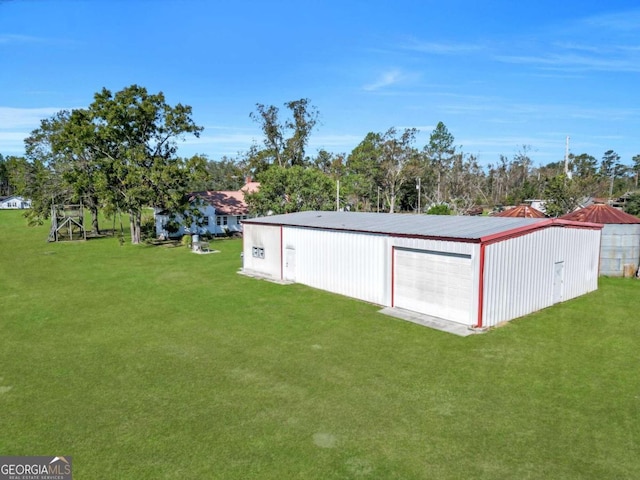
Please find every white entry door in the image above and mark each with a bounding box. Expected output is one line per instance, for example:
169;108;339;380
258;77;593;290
284;247;296;281
394;248;473;324
553;261;565;304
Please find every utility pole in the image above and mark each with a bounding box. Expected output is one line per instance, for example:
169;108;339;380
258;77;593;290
336;180;340;211
416;177;421;213
377;187;380;213
564;135;573;180
610;173;615;199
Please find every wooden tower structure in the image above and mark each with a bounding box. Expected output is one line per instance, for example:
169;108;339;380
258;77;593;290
48;204;87;242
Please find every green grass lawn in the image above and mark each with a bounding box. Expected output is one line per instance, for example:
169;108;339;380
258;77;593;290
1;210;639;479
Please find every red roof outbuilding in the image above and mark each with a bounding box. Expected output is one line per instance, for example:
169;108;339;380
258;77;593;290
494;205;546;218
560;203;640;224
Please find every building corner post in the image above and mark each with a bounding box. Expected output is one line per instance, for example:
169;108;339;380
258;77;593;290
475;242;486;329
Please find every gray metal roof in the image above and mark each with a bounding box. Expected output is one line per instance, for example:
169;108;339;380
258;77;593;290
244;211;549;241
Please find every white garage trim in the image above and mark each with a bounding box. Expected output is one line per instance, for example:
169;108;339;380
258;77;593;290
392;247;473;324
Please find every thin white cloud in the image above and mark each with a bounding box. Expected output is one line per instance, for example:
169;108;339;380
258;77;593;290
591;134;625;140
461;136;558;149
181;132;258;146
458;136;566;163
0;107;69;155
0;106;65;128
398;9;640;75
363;69;404;91
0;131;28;155
581;9;640;31
494;51;640;72
436;93;640;122
552;42;608;55
309;133;364;148
182;131;367;157
493;8;640;73
0;33;76;48
0;33;43;44
401;39;484;55
0;131;27;142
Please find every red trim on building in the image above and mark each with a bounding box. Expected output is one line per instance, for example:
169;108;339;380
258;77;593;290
550;219;603;229
243;218;602;246
479;218;602;246
476;243;486;329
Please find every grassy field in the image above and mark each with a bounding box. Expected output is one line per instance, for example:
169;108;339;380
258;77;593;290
1;209;639;479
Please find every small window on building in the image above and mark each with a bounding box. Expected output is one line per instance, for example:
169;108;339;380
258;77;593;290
252;246;265;259
202;216;210;226
223;216;228;226
216;216;221;226
236;215;242;224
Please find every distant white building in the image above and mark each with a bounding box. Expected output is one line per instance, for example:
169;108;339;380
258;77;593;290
0;195;31;209
154;181;259;238
524;199;546;214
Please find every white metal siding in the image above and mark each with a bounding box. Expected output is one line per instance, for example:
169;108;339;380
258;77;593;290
242;223;282;279
242;221;600;330
391;237;479;321
482;227;600;327
277;228;481;314
394;248;473;324
281;227;388;305
600;224;640;276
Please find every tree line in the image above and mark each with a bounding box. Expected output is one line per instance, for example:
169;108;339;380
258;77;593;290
239;100;640;218
2;86;640;244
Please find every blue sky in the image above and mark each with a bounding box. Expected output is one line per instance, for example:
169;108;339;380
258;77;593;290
1;0;639;168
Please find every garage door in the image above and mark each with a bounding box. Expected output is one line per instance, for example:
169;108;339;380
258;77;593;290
393;248;473;324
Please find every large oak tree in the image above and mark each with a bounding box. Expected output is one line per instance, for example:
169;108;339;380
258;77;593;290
89;85;203;243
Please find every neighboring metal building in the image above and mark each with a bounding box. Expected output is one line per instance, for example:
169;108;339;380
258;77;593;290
242;212;602;329
561;203;640;276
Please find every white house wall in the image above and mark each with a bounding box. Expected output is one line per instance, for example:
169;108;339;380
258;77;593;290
155;205;246;237
482;226;600;327
0;196;31;209
243;223;282;280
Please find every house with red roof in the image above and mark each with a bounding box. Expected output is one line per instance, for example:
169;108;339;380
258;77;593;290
154;180;259;238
